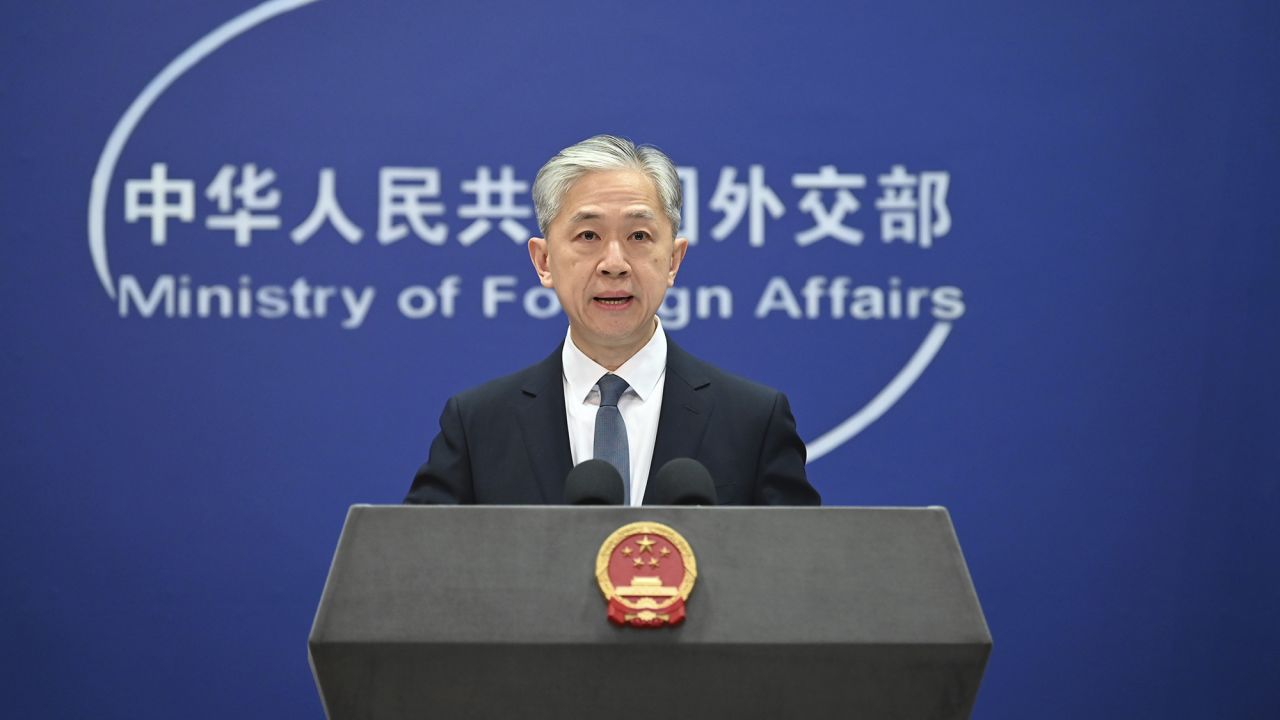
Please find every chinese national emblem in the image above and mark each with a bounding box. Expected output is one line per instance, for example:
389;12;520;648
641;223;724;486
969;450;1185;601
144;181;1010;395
596;522;697;627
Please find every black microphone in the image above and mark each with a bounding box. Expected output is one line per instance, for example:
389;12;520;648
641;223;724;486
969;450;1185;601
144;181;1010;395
647;458;717;506
564;459;626;505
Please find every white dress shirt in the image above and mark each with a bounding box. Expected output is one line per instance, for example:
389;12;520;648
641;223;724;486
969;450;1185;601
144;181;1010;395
561;319;667;506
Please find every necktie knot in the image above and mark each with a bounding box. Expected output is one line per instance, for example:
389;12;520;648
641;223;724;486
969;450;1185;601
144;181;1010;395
597;374;629;407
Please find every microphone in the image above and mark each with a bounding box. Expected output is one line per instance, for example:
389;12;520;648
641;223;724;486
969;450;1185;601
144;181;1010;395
647;458;717;506
564;459;625;505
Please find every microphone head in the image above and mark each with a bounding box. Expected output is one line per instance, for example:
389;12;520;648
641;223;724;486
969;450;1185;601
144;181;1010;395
564;459;626;505
648;458;717;506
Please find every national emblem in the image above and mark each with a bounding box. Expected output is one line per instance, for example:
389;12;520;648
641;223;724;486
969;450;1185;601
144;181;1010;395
595;522;697;627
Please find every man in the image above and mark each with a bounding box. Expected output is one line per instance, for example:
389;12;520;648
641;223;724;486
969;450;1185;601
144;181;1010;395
405;135;819;506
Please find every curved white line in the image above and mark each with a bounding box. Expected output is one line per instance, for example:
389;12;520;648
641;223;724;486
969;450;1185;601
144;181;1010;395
805;320;953;463
88;0;322;299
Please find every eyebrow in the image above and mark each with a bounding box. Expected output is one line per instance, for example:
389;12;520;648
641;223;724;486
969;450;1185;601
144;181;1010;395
567;208;657;224
568;211;601;224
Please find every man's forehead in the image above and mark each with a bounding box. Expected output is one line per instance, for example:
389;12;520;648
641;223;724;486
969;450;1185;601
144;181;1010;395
568;169;657;195
567;207;657;224
559;170;661;220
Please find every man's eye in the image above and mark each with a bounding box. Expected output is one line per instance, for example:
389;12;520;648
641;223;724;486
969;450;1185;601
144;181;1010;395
580;231;598;241
631;231;650;241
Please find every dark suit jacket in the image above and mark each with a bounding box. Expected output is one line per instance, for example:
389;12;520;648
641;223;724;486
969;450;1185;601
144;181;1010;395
404;337;820;505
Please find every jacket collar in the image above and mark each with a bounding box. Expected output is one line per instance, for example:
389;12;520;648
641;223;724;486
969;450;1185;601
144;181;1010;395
516;345;573;503
646;337;713;493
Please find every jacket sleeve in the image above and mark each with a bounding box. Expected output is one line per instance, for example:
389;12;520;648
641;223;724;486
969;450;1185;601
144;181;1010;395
404;395;475;504
753;391;822;506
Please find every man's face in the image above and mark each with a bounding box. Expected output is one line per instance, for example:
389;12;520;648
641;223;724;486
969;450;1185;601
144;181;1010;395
529;169;688;368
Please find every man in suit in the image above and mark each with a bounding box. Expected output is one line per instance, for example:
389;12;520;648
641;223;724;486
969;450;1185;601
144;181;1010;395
405;135;820;506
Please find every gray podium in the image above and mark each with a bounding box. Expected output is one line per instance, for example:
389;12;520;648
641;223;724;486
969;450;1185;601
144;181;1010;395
309;506;990;719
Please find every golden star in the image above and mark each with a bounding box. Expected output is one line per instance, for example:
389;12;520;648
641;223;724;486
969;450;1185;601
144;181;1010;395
648;557;660;567
621;546;632;556
660;546;671;556
636;536;656;553
633;557;644;567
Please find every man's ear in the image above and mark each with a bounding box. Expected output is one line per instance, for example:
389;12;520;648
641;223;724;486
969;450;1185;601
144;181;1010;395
529;236;554;288
667;236;689;286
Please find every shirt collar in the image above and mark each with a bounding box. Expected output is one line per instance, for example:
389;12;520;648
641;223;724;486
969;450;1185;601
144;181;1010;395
562;317;668;404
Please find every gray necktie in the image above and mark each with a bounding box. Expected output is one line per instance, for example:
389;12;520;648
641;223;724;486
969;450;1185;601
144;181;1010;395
593;373;631;503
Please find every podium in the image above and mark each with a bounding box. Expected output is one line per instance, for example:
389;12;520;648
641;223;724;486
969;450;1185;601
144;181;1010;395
309;506;990;719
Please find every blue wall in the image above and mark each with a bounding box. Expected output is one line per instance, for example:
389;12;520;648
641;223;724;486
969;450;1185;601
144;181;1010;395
3;1;1277;716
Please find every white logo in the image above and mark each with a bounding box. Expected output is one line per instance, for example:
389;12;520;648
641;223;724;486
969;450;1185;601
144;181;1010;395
87;0;962;462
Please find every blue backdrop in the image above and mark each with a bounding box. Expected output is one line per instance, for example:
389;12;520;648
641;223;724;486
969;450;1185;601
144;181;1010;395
3;1;1277;716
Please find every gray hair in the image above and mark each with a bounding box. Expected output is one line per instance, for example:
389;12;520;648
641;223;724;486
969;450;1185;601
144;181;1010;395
532;134;682;237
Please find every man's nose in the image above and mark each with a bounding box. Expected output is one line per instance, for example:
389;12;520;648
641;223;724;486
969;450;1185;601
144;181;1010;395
598;238;630;276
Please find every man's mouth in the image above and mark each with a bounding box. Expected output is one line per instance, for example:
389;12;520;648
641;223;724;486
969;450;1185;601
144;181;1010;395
594;295;634;307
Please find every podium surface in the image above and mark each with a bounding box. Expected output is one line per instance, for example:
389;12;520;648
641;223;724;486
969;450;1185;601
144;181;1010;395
310;506;990;719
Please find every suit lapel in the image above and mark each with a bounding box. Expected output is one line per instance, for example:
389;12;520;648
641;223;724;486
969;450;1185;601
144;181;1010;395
647;338;713;492
515;346;573;503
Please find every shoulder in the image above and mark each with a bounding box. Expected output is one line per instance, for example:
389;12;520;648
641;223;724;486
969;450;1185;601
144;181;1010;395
666;336;780;406
448;345;562;412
